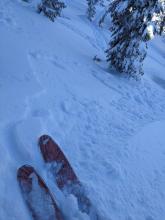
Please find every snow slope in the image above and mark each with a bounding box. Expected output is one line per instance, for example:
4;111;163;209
0;0;165;220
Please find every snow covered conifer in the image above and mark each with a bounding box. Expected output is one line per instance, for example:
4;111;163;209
106;0;165;78
38;0;66;22
87;0;97;21
87;0;104;21
87;0;105;21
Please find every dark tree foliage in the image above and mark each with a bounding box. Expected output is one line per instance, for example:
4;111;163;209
38;0;66;22
87;0;97;21
87;0;104;21
106;0;165;78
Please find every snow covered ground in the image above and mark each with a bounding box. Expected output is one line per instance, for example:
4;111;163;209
0;0;165;220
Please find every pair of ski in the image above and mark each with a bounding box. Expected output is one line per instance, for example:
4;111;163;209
17;135;99;220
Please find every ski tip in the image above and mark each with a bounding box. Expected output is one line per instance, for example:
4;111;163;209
17;165;34;180
17;165;36;194
38;134;54;149
17;165;64;220
38;134;60;163
17;165;49;193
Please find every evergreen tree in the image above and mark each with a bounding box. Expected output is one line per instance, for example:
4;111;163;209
106;0;165;78
87;0;97;21
38;0;66;22
87;0;104;21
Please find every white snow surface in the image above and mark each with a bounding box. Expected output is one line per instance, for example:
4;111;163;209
0;1;165;220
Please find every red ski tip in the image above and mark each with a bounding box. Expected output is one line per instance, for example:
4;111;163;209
38;135;98;219
38;134;58;162
17;165;34;179
38;134;79;188
17;165;64;220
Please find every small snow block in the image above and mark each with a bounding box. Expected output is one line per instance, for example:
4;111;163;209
17;165;64;220
38;134;79;189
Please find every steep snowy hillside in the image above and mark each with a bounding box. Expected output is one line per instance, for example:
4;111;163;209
0;0;165;220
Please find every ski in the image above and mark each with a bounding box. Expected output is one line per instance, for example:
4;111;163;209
17;165;64;220
38;134;99;219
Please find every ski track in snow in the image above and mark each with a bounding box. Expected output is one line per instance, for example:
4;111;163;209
1;1;165;220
